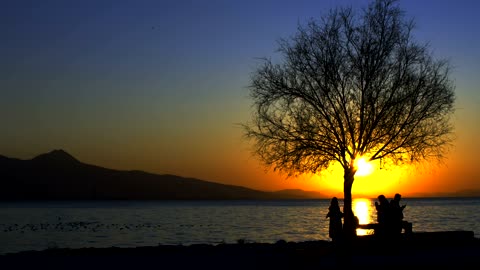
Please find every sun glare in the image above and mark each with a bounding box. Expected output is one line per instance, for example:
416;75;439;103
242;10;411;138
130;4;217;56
355;157;373;176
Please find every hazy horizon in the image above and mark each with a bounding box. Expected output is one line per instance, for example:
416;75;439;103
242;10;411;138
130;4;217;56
2;149;479;199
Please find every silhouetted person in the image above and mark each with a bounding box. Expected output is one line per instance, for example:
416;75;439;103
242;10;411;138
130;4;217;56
375;195;390;224
390;193;406;235
374;194;391;236
326;197;343;244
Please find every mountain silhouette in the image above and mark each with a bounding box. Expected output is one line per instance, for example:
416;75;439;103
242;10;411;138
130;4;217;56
0;150;326;200
31;149;80;164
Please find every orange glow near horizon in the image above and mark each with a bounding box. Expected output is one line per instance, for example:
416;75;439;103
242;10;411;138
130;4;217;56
308;160;419;198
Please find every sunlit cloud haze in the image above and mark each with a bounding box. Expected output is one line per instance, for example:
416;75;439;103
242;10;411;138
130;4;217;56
1;0;479;197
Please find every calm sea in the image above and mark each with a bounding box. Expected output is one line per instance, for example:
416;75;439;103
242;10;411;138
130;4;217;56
0;198;479;255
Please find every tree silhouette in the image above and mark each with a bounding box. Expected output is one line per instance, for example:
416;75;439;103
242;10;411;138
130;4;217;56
244;0;455;238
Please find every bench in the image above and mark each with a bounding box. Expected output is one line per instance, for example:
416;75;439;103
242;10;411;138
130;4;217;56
357;221;413;236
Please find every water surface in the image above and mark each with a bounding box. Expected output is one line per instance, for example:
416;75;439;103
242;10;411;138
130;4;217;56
0;198;478;255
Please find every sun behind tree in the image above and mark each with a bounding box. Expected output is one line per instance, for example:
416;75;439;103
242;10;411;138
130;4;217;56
355;157;373;177
243;0;455;239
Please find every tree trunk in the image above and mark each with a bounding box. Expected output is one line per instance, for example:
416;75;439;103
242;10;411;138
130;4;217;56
343;165;357;240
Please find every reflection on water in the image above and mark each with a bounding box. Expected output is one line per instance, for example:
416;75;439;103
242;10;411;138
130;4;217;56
353;198;375;236
1;198;479;254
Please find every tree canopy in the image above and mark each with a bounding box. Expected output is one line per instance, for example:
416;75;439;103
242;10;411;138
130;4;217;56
244;0;455;237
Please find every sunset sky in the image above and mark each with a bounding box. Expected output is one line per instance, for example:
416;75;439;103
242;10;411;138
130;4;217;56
1;0;479;198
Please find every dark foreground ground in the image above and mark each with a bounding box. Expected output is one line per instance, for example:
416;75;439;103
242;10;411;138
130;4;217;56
1;231;478;269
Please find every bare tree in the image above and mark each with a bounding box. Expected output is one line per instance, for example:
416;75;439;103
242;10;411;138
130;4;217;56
244;0;455;238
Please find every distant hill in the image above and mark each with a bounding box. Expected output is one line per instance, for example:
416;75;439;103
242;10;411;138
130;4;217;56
272;189;325;198
409;190;480;198
0;150;327;200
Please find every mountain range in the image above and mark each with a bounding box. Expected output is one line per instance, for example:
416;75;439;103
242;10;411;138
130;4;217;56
0;150;327;200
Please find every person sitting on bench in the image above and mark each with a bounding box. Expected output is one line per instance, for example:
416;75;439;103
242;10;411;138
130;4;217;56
374;194;391;236
390;193;407;235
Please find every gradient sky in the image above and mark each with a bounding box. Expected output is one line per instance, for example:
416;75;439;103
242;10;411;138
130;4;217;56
1;0;479;197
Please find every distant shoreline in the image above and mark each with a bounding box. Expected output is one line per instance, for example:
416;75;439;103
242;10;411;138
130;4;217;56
3;150;480;200
1;196;480;202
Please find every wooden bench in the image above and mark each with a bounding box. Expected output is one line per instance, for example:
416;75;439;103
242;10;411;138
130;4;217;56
357;221;413;236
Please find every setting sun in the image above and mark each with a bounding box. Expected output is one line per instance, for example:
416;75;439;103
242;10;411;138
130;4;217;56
355;157;373;177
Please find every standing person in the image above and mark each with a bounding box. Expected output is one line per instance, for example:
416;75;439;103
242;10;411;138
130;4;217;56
326;197;343;243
